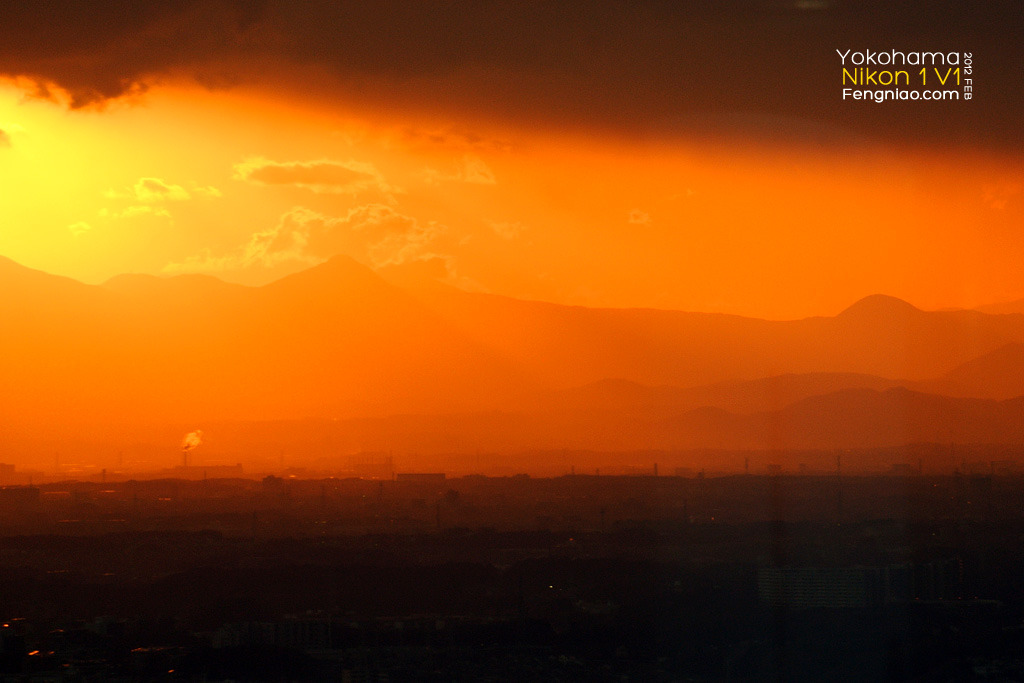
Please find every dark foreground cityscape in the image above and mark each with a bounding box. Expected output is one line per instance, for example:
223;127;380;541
0;465;1021;681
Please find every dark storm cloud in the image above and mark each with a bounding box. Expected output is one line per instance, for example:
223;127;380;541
0;0;264;106
0;1;1020;149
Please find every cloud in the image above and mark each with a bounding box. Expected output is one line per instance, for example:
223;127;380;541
104;177;221;204
163;247;245;276
133;177;191;202
165;203;446;274
0;2;1018;150
0;129;9;147
234;157;397;196
983;183;1021;211
628;209;651;225
377;254;453;282
422;155;496;186
0;1;263;108
398;126;513;153
238;207;322;267
459;156;496;184
490;221;524;240
193;185;223;198
68;221;91;236
100;205;172;220
352;205;445;267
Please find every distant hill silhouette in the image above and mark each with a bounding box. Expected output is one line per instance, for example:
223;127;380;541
541;372;904;417
662;387;1024;450
540;341;1024;420
975;297;1024;315
412;288;1024;388
0;255;533;430
6;255;1024;465
835;293;922;319
184;387;1024;459
915;343;1024;400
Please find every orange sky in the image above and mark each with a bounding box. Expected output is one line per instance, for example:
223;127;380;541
0;78;1021;320
0;1;1021;320
2;2;1024;477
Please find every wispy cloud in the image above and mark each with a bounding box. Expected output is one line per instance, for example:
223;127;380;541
233;157;398;197
105;177;221;203
983;182;1021;211
99;205;172;220
68;221;91;236
490;221;525;239
164;204;446;275
628;209;651;225
398;126;514;153
422;154;496;186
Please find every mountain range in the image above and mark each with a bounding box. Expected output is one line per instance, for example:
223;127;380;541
4;254;1024;468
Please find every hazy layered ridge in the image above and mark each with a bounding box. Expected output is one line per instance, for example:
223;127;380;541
1;255;536;425
407;290;1024;387
6;255;1024;466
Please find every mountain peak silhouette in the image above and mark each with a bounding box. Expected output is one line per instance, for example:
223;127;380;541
0;254;95;300
837;294;920;319
0;254;55;279
926;342;1024;400
261;254;389;295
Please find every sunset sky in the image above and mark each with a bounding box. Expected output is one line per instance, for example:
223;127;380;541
0;1;1021;320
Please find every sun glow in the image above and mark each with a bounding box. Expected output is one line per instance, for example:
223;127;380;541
0;78;1021;320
